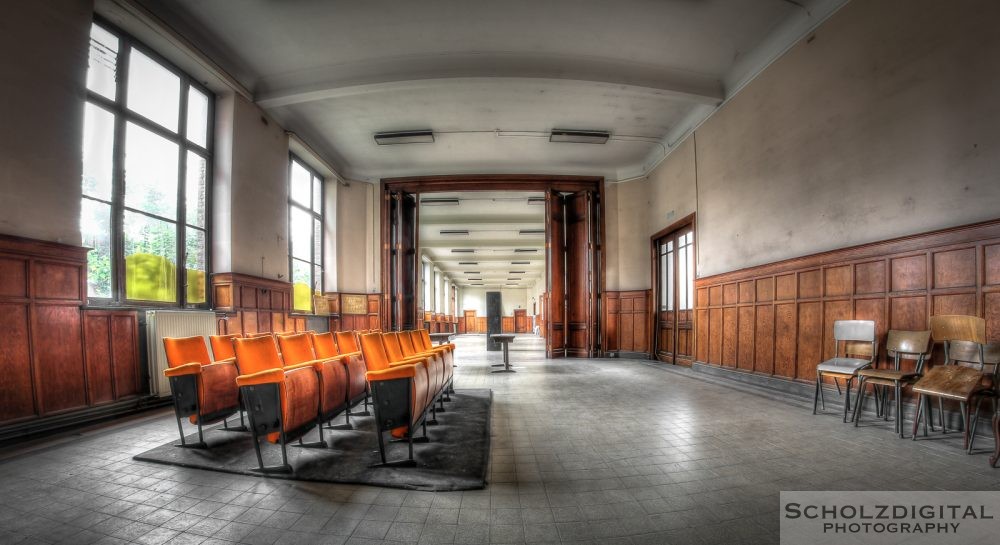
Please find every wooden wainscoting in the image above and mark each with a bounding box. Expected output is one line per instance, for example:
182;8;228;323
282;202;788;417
695;219;1000;382
212;273;293;335
332;293;381;332
0;235;141;433
603;290;651;357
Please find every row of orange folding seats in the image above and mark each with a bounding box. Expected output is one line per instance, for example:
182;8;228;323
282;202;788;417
162;330;372;471
357;330;456;466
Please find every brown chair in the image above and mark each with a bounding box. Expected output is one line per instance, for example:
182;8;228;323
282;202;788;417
162;336;244;448
911;315;999;453
852;330;931;437
234;336;321;472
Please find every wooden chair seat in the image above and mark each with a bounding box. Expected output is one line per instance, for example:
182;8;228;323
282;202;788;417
912;366;992;401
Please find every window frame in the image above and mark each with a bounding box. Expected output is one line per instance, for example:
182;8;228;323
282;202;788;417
288;154;324;314
83;16;214;308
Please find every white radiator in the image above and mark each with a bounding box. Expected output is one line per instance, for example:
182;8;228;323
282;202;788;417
145;310;218;397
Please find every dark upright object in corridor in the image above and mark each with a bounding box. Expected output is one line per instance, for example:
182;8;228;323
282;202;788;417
487;291;502;351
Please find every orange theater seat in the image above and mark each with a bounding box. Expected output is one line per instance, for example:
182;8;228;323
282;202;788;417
277;333;349;436
400;331;453;418
209;333;240;361
162;336;243;448
234;336;321;473
313;332;370;423
385;332;442;409
409;330;454;392
359;332;432;466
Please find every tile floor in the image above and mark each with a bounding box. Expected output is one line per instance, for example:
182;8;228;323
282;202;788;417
1;334;997;545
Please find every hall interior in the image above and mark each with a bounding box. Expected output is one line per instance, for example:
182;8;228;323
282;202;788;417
2;1;1000;544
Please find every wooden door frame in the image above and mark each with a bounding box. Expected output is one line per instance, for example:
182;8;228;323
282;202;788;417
380;175;605;339
649;213;696;361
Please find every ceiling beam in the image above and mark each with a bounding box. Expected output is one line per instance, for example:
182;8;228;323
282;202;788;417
419;239;544;249
255;53;723;108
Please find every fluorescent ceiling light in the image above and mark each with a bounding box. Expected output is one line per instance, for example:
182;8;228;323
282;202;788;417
421;197;459;206
511;261;531;265
440;229;469;236
527;197;545;205
514;248;538;253
458;261;478;265
549;129;610;144
509;271;526;274
507;278;522;281
463;271;480;274
450;249;474;253
470;283;484;286
374;130;434;145
468;277;482;280
519;229;544;235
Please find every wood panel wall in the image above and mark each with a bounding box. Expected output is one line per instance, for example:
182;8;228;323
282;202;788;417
0;235;140;429
603;290;651;357
212;273;315;335
695;220;1000;381
333;293;382;332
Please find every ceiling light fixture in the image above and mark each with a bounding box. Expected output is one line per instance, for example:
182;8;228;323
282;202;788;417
527;197;546;205
549;129;610;144
514;248;538;253
440;229;469;236
463;271;480;274
519;229;544;235
374;130;434;145
509;271;526;274
421;197;459;206
458;261;478;265
511;261;531;265
451;249;474;253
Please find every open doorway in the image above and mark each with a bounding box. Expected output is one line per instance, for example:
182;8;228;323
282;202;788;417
380;176;604;358
651;215;695;365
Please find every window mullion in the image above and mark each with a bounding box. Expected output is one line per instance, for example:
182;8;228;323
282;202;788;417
111;40;131;304
176;78;189;306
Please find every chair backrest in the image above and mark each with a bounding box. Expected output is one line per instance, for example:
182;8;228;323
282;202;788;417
209;334;240;361
398;331;417;356
833;320;877;359
277;333;316;366
233;335;284;375
312;332;338;358
383;332;406;362
419;329;435;350
336;331;360;353
408;330;427;352
163;336;212;368
359;333;391;372
930;315;986;344
885;329;931;372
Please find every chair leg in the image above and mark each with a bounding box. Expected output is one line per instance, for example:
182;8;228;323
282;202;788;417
813;374;821;415
834;378;842;396
960;401;969;450
895;383;904;438
175;417;187;447
852;378;868;427
939;398;947;433
912;394;924;440
968;398;984;454
843;377;853;423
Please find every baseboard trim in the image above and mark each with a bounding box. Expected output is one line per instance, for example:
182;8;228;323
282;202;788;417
0;396;171;445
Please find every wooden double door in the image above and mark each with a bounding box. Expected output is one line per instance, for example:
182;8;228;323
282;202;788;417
653;223;695;364
546;189;600;358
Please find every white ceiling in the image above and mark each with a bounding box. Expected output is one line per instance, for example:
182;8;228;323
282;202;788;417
419;192;545;289
140;0;845;182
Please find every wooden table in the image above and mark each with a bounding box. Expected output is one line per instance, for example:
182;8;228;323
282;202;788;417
428;333;453;345
490;334;516;373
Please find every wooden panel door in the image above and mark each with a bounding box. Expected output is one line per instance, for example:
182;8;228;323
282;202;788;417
546;189;599;358
386;190;419;330
654;225;695;364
